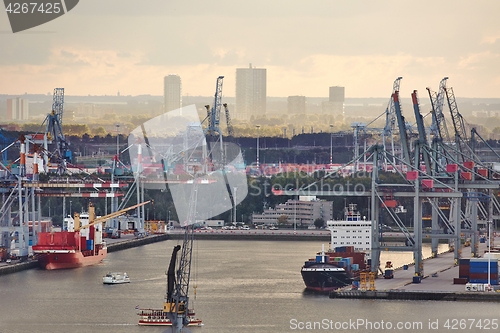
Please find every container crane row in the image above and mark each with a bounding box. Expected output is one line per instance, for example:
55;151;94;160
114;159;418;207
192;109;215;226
275;77;500;280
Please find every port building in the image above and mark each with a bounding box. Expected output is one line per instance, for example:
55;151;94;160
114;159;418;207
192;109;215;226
252;196;332;227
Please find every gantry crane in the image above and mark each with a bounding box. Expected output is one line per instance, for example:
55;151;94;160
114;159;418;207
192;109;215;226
42;87;72;174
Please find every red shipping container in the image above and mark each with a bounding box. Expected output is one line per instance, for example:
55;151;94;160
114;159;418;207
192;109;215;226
384;200;398;208
406;171;418;181
478;168;488;178
446;164;458;172
453;278;469;285
421;179;434;189
461;172;472;180
463;161;475;170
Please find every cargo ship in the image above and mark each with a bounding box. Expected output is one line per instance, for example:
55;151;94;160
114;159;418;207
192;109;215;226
33;201;150;270
34;229;107;270
301;204;371;292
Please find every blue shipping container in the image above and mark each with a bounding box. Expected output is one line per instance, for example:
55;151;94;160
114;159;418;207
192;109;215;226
470;279;498;285
470;268;498;274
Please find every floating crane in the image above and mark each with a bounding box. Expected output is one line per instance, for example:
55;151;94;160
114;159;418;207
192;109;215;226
164;183;197;333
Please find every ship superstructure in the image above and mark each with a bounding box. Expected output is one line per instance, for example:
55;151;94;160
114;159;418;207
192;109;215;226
327;203;372;253
301;204;371;292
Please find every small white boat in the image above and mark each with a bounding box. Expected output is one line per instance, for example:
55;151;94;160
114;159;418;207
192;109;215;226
103;272;130;284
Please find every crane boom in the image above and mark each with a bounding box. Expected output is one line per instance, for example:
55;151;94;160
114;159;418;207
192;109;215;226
444;86;470;161
206;76;224;137
411;90;431;173
382;77;402;154
223;103;234;136
427;77;450;143
74;200;151;231
392;91;411;166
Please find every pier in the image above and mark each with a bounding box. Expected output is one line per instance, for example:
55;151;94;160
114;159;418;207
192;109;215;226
330;235;500;301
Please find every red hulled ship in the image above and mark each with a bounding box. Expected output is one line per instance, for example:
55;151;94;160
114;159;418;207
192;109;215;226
33;230;107;270
33;201;149;270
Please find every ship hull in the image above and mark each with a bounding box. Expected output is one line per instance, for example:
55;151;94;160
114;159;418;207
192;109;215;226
137;309;202;326
36;248;107;270
138;318;203;326
301;264;353;292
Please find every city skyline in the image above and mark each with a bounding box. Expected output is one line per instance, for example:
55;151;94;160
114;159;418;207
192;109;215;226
1;1;499;98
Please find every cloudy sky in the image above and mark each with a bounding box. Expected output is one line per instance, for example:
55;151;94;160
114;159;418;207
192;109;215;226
1;0;499;98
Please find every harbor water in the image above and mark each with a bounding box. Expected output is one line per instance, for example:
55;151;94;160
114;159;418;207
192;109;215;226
0;239;497;333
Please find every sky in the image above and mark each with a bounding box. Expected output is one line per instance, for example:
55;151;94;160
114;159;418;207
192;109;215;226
1;0;500;98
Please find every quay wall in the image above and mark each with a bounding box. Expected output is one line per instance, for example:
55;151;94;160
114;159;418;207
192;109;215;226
107;233;170;252
0;261;38;276
331;290;500;302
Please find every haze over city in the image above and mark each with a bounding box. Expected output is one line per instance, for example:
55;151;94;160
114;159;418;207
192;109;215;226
1;0;500;98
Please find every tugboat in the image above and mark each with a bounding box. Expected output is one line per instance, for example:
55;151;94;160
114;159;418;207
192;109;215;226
301;204;372;292
103;272;130;284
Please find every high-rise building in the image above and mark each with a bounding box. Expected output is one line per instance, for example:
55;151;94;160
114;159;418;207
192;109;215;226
164;74;182;112
6;97;29;120
322;86;345;116
235;64;266;119
287;96;306;114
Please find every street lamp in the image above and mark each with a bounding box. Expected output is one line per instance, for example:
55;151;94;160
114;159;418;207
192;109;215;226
69;200;72;218
233;187;237;225
329;124;333;165
488;220;492;289
116;124;120;158
256;125;261;169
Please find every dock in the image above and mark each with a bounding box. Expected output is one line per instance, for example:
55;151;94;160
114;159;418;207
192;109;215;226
330;235;500;301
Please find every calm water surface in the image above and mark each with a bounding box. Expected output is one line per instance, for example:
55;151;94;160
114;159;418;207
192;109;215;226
0;239;496;333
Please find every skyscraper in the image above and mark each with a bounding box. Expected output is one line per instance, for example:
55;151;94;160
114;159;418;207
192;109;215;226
6;97;29;120
164;74;181;112
322;86;345;116
235;64;266;119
